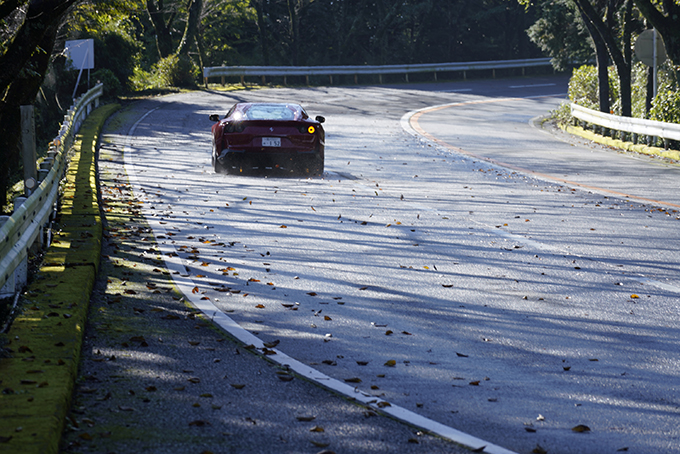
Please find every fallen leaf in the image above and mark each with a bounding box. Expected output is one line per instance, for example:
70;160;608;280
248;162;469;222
310;426;325;432
189;420;209;427
296;416;316;422
384;360;396;367
231;384;246;389
572;424;591;433
344;377;361;383
532;445;548;454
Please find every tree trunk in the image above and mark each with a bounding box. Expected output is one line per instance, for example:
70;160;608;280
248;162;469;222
253;0;270;65
0;0;75;208
146;0;175;59
578;7;610;113
177;0;203;57
573;0;632;117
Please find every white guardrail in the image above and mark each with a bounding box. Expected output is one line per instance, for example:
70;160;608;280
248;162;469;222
0;83;104;298
203;58;553;84
571;103;680;142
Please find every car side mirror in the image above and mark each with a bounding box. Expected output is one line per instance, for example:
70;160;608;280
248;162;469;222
209;114;220;122
315;115;325;124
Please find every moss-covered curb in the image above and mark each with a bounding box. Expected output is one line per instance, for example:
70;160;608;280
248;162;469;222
561;123;680;163
0;103;120;453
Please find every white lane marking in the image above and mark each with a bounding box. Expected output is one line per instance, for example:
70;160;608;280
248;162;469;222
436;88;473;92
631;277;680;293
401;104;680;295
123;108;518;454
509;83;557;88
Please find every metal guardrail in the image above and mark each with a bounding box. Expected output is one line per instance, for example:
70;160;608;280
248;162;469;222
203;58;553;84
0;83;104;298
571;103;680;142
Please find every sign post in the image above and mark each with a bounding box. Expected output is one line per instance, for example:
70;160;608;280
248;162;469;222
65;39;95;99
634;29;667;98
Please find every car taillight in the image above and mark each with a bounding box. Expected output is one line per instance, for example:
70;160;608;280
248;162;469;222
298;125;316;134
225;122;247;133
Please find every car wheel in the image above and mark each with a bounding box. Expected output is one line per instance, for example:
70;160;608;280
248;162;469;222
213;156;227;174
307;155;324;176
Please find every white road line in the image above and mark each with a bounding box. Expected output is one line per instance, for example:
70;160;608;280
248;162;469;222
509;83;557;88
436;88;473;92
123;108;519;454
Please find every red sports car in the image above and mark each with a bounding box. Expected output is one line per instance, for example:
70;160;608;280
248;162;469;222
209;102;325;175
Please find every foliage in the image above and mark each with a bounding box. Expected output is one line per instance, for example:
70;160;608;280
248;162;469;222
526;0;593;71
64;0;143;90
130;54;199;89
569;64;624;114
93;69;122;97
630;62;649;119
650;89;680;123
650;64;680;123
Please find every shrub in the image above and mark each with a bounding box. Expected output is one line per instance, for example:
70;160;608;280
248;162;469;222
569;64;619;113
568;65;599;109
92;68;121;98
650;89;680;124
130;54;200;90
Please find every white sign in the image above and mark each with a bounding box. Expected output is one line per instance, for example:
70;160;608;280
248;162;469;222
65;39;94;70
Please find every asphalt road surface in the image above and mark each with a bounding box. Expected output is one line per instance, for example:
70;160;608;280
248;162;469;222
113;75;680;454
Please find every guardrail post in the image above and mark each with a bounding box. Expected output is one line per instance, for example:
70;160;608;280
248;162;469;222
405;73;409;83
434;72;437;81
329;75;333;85
262;75;266;85
21;106;37;197
14;196;27;210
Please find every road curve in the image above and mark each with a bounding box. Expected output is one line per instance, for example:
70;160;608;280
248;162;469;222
117;77;680;454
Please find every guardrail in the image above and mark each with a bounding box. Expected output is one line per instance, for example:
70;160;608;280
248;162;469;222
571;103;680;144
204;58;553;85
0;83;104;298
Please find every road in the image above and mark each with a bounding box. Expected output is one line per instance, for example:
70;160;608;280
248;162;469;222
116;75;680;454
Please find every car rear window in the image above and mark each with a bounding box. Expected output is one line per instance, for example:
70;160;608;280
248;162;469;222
244;104;300;121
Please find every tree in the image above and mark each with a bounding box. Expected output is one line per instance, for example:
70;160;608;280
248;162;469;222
1;0;81;209
573;0;637;117
632;0;680;74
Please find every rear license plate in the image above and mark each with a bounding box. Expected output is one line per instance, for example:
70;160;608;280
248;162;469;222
262;137;281;147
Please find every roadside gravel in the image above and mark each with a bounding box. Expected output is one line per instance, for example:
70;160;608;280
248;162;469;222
58;99;471;454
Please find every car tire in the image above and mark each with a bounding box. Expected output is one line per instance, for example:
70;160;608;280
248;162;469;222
213;156;227;174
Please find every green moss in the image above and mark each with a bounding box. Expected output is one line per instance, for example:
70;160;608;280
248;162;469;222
0;103;120;454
